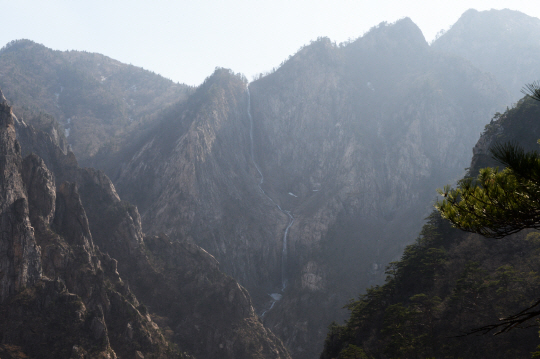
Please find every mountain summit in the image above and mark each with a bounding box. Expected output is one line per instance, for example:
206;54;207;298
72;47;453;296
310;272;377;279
432;8;540;101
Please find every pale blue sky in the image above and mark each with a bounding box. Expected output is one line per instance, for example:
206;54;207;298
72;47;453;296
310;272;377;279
2;0;540;86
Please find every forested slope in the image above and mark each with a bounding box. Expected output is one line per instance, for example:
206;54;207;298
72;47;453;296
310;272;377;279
320;96;540;359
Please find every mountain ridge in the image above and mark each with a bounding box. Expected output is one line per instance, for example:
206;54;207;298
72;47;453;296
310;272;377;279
432;8;540;101
0;89;291;359
2;9;540;358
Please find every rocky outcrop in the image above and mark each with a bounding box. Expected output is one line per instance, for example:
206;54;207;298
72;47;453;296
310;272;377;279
109;19;508;359
0;91;41;304
116;69;284;292
0;97;180;358
6;90;290;358
469;95;540;175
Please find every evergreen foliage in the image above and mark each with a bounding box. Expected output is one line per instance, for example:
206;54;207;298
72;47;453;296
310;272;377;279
320;92;540;359
435;141;540;238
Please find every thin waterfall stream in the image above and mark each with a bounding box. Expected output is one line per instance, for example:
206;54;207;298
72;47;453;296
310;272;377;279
246;85;294;316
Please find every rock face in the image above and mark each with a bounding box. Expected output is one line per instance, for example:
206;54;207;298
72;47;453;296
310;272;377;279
432;8;540;102
6;91;290;359
0;89;41;303
111;19;508;359
2;11;539;359
0;96;174;358
115;69;283;290
248;19;506;357
319;95;540;359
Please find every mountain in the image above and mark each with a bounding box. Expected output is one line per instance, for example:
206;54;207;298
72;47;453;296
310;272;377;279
246;18;506;358
0;90;176;359
0;90;290;359
319;94;540;359
432;8;540;102
0;39;191;165
2;9;539;358
110;18;507;359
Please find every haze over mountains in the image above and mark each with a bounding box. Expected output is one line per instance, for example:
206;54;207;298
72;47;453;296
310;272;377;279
1;8;540;359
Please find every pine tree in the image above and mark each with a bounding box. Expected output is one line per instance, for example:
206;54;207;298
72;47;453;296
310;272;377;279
435;82;540;333
436;83;540;238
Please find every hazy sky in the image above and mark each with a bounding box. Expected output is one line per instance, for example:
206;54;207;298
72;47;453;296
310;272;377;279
3;1;540;86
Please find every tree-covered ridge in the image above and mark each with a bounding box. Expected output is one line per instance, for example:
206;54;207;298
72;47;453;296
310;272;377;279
320;97;540;358
0;39;191;165
321;212;540;358
436;92;540;239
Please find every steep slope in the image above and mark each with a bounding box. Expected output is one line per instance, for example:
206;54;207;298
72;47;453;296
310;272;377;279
432;8;540;102
0;39;190;166
11;90;290;359
0;91;42;304
248;18;507;358
114;68;285;292
4;11;539;358
0;90;177;359
320;95;540;359
112;18;508;359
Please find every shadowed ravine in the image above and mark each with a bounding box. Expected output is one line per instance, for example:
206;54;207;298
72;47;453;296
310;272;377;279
246;85;294;316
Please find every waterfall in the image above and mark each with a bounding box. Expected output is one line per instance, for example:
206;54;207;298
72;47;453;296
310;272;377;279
246;85;294;292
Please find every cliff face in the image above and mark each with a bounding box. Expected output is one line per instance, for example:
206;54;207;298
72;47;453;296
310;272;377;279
0;90;42;304
319;95;540;359
432;8;540;102
0;93;174;359
115;69;288;293
248;19;506;357
7;90;290;359
110;19;508;359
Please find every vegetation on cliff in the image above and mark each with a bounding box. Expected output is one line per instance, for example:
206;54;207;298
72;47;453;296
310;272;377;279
320;96;540;358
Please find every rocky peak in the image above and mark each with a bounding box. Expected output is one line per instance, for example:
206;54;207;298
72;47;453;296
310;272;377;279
21;154;56;226
0;100;41;304
53;182;95;252
1;87;290;358
0;96;179;358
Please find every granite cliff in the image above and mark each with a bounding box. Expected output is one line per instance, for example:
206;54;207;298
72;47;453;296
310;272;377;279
111;18;508;359
2;10;540;359
0;90;174;358
0;90;290;359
